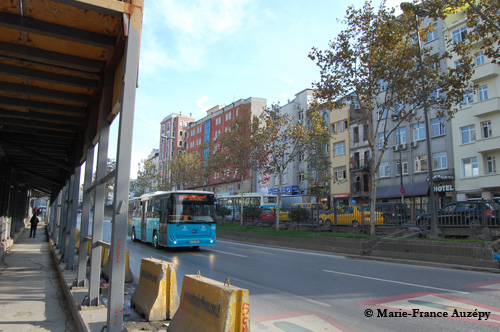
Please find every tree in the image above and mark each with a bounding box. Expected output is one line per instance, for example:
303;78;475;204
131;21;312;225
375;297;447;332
135;158;159;196
216;104;266;226
423;0;500;65
309;0;473;235
302;104;332;216
257;103;329;231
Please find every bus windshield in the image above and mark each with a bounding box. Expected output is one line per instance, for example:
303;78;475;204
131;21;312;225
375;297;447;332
171;193;215;223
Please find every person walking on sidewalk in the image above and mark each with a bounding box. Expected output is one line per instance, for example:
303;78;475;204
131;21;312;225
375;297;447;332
29;210;39;238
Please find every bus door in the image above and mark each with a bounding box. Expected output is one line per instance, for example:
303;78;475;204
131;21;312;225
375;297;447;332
159;197;169;245
141;200;147;242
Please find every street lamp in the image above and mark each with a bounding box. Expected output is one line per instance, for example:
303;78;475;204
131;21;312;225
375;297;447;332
401;2;438;238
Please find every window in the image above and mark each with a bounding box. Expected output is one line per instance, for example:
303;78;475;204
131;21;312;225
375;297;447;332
299;174;305;182
413;123;426;141
433;152;448;170
482;121;492;138
426;23;439;42
353;126;359;144
394;101;405;115
452;26;467;43
378;132;387;149
395;127;407;144
396;159;408;176
476;52;485;66
460;125;476;144
380;162;390;177
378;79;387;92
337;122;342;133
331;124;336;134
487;156;496;174
432;118;446;137
334;167;346;181
462;157;478;177
363;124;369;141
378;107;388;119
334;142;345;156
414;155;428;173
344;120;348;130
460;91;474;106
429;87;442;101
479;85;488;101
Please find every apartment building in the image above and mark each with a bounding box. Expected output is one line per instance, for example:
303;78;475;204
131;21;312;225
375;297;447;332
348;101;372;205
185;97;267;194
374;17;455;208
267;89;315;197
329;101;351;207
444;11;500;202
159;113;195;189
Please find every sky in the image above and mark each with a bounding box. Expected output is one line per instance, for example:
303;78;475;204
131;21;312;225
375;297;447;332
107;0;405;179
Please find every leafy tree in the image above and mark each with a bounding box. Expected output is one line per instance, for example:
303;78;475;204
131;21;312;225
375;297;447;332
136;158;159;195
257;103;329;231
242;205;261;224
288;206;310;224
302;104;332;216
309;0;473;235
168;142;216;190
423;0;500;65
216;206;231;222
216;104;266;226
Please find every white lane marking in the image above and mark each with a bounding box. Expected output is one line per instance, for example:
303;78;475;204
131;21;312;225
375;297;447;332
323;270;469;295
209;249;247;258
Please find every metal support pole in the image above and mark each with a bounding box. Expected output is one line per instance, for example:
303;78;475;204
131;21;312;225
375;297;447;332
106;15;141;331
88;74;113;307
67;166;81;270
58;183;68;251
76;146;95;286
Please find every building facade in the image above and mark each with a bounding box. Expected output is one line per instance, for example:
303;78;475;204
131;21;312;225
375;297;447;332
374;17;456;208
159;113;195;190
444;11;500;202
267;89;315;197
184;97;267;195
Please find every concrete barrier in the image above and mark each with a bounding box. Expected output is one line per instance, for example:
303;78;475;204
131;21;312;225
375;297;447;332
101;249;134;283
168;274;250;332
130;257;179;321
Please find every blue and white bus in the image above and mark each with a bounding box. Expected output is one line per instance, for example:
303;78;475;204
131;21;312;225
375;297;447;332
216;192;278;220
128;191;216;248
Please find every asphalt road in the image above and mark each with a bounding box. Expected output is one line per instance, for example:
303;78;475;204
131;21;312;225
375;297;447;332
124;236;500;332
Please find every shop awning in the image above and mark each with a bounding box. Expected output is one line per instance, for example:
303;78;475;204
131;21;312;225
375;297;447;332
374;183;429;199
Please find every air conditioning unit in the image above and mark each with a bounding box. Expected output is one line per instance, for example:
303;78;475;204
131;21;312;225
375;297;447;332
391;114;399;120
400;143;407;150
213;137;217;141
354;106;361;111
393;145;399;152
410;141;418;148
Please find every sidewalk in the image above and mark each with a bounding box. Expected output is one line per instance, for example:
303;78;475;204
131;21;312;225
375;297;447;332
0;223;77;332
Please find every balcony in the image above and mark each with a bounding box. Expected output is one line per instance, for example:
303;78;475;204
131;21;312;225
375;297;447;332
475;136;500;154
472;63;500;82
473;98;500;117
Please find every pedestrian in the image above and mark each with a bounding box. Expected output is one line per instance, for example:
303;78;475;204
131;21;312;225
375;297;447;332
29;210;39;238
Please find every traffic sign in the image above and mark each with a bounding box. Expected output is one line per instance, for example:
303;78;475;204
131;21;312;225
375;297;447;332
400;186;406;194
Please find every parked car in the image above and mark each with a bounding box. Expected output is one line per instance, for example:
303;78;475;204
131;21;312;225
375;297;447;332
373;202;410;225
416;201;499;229
260;208;275;222
320;205;384;227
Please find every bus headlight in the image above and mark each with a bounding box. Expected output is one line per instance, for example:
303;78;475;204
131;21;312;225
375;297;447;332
170;234;177;244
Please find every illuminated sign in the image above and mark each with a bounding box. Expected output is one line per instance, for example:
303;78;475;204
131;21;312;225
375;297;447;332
178;195;211;202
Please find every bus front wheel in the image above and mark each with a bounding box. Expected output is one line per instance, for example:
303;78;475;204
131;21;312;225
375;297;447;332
152;231;159;249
